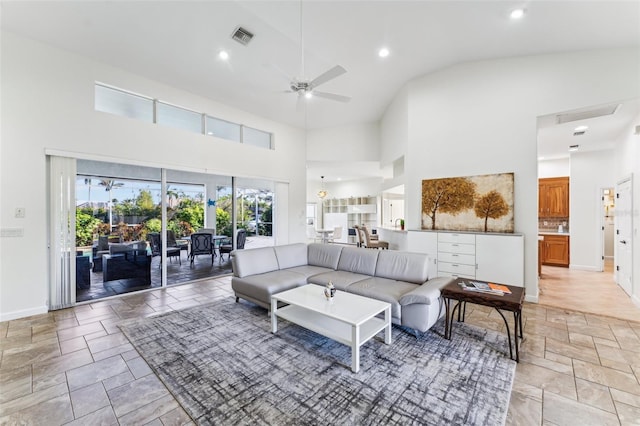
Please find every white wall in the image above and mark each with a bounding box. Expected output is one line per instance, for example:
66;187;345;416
380;86;409;167
388;48;640;302
306;123;379;162
538;158;570;178
0;32;307;320
613;111;640;306
569;150;615;270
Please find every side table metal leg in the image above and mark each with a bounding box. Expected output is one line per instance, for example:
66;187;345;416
444;298;451;340
495;308;513;360
514;311;521;362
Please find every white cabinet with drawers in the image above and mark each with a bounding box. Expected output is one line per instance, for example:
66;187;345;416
437;232;476;279
407;230;524;286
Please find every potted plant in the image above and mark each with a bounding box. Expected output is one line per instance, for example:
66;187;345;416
400;219;405;230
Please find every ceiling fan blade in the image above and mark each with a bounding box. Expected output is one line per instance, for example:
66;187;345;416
313;91;351;103
310;65;346;88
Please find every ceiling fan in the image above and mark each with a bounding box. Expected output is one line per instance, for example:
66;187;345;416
285;1;351;107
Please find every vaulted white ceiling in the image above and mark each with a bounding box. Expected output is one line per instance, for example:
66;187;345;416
3;1;640;173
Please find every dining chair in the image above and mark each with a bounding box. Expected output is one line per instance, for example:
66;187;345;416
361;225;389;249
328;226;342;243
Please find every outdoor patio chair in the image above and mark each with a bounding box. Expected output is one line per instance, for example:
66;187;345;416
219;229;246;262
189;232;215;266
167;230;189;255
148;233;181;266
92;235;110;272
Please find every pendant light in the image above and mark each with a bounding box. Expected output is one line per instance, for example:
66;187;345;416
317;176;328;199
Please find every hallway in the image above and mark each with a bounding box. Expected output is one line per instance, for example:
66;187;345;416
538;260;639;322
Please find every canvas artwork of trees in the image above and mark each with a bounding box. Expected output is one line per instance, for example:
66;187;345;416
421;173;514;233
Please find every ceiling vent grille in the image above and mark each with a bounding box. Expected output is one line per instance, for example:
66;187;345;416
556;104;620;124
573;131;586;136
231;26;254;46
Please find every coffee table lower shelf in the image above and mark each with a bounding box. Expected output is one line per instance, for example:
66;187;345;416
274;305;388;348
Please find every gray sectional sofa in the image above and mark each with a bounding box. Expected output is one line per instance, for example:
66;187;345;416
231;243;454;333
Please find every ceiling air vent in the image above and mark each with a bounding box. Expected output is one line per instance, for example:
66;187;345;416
556;104;620;124
573;131;586;136
231;26;254;46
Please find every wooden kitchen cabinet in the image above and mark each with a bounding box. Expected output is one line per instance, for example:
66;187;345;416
541;234;569;267
539;177;569;218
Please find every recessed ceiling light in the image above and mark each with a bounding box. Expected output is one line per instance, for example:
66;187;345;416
218;50;229;61
574;125;588;132
510;8;526;19
378;47;390;58
568;144;580;152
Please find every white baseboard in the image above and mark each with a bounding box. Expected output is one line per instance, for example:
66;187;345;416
632;294;640;310
569;264;600;272
525;294;539;303
0;305;48;322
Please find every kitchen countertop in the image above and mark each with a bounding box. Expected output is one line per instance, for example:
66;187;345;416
538;231;570;236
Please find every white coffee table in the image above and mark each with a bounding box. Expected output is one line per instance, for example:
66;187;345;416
271;284;392;373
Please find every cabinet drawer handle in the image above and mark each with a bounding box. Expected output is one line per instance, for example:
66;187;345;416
452;244;459;247
452;264;459;267
452;254;458;257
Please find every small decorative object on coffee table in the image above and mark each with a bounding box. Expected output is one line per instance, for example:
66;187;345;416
441;278;525;362
324;281;336;300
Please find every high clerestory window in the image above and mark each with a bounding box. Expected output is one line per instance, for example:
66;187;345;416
94;83;273;149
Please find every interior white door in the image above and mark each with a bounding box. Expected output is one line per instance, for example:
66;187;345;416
615;177;632;296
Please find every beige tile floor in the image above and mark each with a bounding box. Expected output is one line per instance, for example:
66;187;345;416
1;272;639;425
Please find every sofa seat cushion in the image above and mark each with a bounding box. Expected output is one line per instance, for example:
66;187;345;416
307;271;370;291
347;277;419;320
232;270;307;302
284;265;333;279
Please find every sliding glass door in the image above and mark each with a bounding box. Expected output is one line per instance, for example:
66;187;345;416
65;159;278;303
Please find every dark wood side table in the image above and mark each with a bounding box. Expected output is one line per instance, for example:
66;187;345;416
441;278;525;362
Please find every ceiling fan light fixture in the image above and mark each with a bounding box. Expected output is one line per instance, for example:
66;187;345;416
304;91;313;99
510;8;526;19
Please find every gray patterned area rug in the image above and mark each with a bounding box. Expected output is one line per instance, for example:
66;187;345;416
120;299;516;425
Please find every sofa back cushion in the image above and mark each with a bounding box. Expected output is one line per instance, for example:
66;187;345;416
375;250;430;284
274;243;308;269
233;247;280;278
337;247;379;276
308;243;343;270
